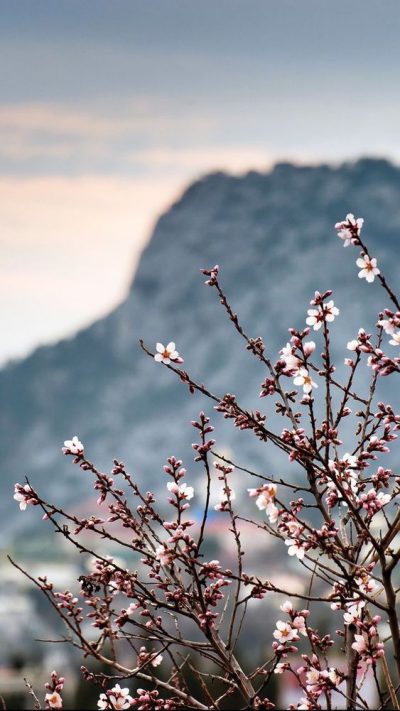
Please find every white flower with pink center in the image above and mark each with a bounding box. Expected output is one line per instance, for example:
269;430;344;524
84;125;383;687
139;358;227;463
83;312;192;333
306;300;339;331
356;254;380;283
293;367;318;394
273;620;298;643
154;341;181;364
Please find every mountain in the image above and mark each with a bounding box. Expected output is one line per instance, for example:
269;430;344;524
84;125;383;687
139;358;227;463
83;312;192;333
2;158;400;544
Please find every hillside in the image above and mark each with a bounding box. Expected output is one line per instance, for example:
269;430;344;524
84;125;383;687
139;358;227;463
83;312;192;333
2;158;400;543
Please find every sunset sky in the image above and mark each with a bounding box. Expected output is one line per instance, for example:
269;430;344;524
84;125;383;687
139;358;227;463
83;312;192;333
2;0;400;364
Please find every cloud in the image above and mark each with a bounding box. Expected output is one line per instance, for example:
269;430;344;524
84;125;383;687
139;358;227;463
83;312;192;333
0;174;184;364
0;100;218;165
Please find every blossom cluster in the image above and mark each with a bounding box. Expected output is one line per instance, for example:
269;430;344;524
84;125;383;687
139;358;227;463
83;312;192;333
11;210;400;710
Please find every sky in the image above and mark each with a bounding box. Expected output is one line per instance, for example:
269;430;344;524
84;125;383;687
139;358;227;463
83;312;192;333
2;0;400;364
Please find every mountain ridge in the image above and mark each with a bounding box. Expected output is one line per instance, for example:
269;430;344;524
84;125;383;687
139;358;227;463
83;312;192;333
2;157;400;542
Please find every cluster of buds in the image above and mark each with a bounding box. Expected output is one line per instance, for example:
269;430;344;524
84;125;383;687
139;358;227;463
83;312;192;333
367;348;400;376
334;213;363;246
97;684;134;710
215;394;268;441
54;590;83;623
201;263;219;286
359;487;391;516
351;616;384;665
62;435;84;458
191;411;216;460
128;689;176;711
297;656;342;699
306;291;339;332
13;482;37;510
45;670;65;709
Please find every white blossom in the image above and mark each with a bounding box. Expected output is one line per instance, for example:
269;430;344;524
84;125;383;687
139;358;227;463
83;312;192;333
305;667;320;687
267;503;279;524
150;653;163;668
343;599;365;625
292;615;308;636
352;634;367;654
154;341;181;364
45;692;63;710
285;538;306;560
63;435;84;455
273;620;298;643
166;481;194;500
306;301;339;331
293;367;318;394
303;341;316;356
13;483;34;511
280;600;293;613
356;254;380;283
378;318;396;334
280;343;300;371
274;662;287;674
389;331;400;346
155;546;174;566
214;486;236;511
334;213;364;246
97;685;134;710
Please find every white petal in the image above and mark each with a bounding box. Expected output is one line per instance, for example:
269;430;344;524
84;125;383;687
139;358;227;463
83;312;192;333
166;342;175;352
156;342;164;353
154;353;163;362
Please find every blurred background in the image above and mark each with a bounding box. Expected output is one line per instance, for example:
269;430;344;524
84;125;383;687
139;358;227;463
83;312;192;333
1;1;400;707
